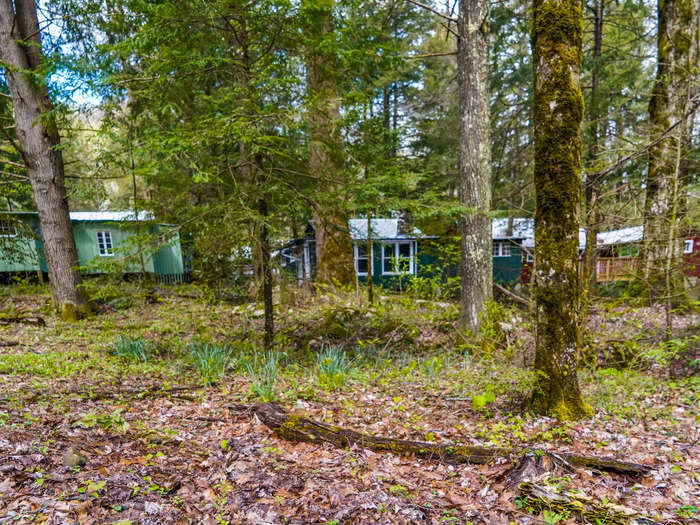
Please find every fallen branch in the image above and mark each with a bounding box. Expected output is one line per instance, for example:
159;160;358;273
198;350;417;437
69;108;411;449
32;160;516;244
0;340;19;347
494;283;532;308
0;314;45;326
234;403;651;476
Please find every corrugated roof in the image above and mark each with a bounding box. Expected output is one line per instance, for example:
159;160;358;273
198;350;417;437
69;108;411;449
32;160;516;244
521;227;587;250
69;211;154;222
348;218;424;240
491;218;534;239
0;210;154;222
597;225;643;246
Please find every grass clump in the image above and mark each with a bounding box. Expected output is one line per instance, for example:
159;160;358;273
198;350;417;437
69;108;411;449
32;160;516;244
188;340;233;384
110;336;156;362
245;351;282;401
315;345;351;390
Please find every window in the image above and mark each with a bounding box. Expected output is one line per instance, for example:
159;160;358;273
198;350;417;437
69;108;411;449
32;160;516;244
684;239;694;254
493;241;511;257
381;242;414;275
96;231;114;256
523;250;534;263
0;220;17;237
354;243;371;275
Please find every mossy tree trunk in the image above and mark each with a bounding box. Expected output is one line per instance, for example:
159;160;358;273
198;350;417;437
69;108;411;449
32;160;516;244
304;0;354;288
530;0;592;420
642;0;697;308
0;0;87;320
457;0;492;332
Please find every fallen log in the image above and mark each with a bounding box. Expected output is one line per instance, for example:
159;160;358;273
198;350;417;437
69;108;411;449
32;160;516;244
235;403;651;476
0;313;46;326
519;482;659;524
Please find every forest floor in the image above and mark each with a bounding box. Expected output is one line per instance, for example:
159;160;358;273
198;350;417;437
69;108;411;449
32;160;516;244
0;282;698;524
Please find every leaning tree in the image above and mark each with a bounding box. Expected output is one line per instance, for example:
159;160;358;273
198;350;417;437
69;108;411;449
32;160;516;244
0;0;86;319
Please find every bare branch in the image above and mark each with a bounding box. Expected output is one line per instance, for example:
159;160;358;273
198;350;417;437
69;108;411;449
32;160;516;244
405;0;458;22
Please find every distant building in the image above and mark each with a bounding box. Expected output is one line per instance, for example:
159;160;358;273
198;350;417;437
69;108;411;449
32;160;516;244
0;211;187;283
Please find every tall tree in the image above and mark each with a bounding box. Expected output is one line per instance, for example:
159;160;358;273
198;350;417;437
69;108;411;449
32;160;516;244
642;0;698;307
304;0;354;287
0;0;86;319
530;0;592;419
581;0;604;302
457;0;492;331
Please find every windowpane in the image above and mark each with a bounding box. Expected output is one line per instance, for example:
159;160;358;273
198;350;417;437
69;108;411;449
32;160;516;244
357;244;367;257
684;239;693;254
0;220;17;236
382;245;393;273
97;231;113;256
502;242;510;256
398;243;410;257
357;258;368;273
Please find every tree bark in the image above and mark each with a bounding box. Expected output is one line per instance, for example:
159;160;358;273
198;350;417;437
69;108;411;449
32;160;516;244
0;0;86;320
642;0;697;307
457;0;492;332
259;194;274;350
530;0;592;419
582;0;605;308
304;0;354;288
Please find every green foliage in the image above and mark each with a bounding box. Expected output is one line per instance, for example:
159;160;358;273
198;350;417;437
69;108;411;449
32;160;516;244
78;410;129;432
187;340;233;385
245;351;282;402
315;345;351;390
110;336;155;363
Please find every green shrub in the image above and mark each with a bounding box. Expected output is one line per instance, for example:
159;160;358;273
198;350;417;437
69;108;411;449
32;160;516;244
315;345;350;390
188;340;233;384
245;351;282;401
110;336;155;362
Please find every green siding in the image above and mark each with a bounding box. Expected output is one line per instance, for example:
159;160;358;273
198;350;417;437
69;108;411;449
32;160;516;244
493;244;522;286
0;214;185;279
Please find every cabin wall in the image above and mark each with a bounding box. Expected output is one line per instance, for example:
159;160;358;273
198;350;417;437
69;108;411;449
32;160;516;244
492;243;522;286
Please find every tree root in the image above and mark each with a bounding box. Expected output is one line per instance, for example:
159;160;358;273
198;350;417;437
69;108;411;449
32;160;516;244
234;403;651;476
518;482;660;524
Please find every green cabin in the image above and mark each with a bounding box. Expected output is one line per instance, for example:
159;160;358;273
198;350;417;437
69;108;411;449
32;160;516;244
281;218;437;288
281;217;541;289
0;211;187;283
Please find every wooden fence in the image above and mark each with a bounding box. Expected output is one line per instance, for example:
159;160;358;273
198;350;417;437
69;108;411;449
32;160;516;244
595;257;639;282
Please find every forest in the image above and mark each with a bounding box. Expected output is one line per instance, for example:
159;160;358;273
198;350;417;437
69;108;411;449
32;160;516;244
0;0;698;523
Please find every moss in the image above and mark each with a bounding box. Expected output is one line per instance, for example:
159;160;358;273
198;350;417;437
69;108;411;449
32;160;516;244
531;0;590;420
58;301;92;322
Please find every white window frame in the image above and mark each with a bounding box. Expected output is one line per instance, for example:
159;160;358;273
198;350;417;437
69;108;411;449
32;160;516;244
96;230;114;256
354;243;373;276
493;240;511;257
684;239;693;254
381;241;415;276
0;220;17;237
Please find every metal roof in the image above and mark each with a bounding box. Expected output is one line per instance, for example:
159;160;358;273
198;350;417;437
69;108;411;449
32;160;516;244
348;218;425;240
597;225;643;246
0;210;154;222
491;218;534;239
69;211;154;222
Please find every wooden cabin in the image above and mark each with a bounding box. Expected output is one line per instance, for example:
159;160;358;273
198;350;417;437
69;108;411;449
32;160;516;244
0;211;187;283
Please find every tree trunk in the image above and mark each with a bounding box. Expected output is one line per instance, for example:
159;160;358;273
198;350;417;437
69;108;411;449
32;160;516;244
530;0;592;419
642;0;696;307
0;0;86;320
259;195;274;350
582;0;604;309
457;0;492;332
305;0;354;288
